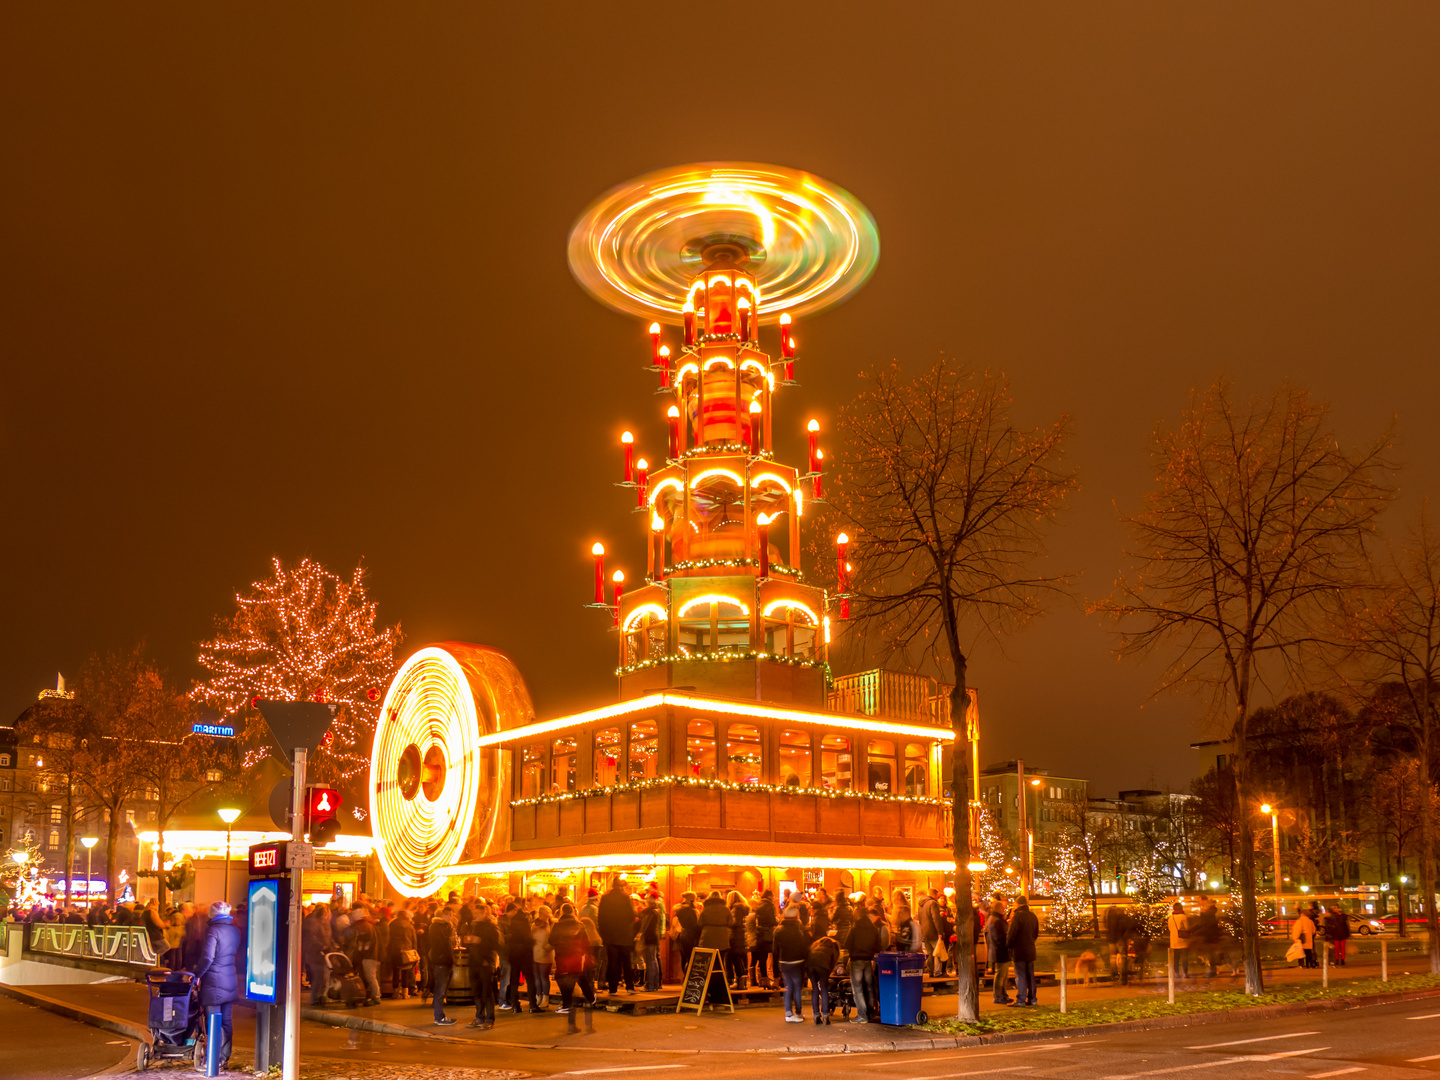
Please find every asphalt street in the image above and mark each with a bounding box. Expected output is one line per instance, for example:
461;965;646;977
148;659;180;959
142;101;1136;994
289;999;1440;1080
0;995;134;1079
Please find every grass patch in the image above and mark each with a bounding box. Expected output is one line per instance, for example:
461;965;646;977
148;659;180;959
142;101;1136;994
920;973;1440;1036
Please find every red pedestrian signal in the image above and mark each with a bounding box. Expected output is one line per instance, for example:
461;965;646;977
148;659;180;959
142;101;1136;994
306;786;342;846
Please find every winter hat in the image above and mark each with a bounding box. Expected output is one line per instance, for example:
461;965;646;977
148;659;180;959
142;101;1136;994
587;887;599;898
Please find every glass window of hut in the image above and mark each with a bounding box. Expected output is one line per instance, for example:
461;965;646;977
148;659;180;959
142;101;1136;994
521;742;545;799
725;723;762;785
779;730;812;787
904;742;927;797
867;739;897;794
686;719;717;779
552;736;577;792
594;727;622;787
628;718;659;781
819;734;852;790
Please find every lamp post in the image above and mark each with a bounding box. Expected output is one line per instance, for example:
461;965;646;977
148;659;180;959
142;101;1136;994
80;837;98;904
1260;803;1282;918
217;808;242;905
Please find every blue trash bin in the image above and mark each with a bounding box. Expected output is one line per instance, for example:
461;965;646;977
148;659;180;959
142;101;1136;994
876;951;928;1026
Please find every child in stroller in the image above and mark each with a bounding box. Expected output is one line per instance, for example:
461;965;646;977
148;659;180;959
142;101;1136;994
325;949;368;1008
136;969;204;1071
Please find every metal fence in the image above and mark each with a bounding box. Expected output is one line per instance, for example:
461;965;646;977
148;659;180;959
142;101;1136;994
27;923;158;968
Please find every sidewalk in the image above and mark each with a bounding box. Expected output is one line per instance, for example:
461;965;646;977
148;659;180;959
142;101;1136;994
3;941;1430;1057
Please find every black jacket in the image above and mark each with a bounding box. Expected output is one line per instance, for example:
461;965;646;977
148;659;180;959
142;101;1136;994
843;916;881;961
774;920;811;965
698;896;732;950
428;913;458;966
1006;906;1039;963
387;916;417;961
754;898;778;945
504;910;534;954
728;900;748;951
464;918;501;971
193;914;241;1006
639;903;662;946
984;911;1010;964
598;887;636;947
674;901;699;945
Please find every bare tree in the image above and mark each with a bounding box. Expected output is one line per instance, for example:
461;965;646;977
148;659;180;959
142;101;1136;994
130;692;216;907
1096;382;1392;994
1354;507;1440;970
819;359;1075;1021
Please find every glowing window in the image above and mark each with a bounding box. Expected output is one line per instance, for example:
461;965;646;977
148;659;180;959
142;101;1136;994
820;734;852;790
779;730;812;787
687;719;717;780
904;742;928;797
594;727;622;787
520;743;545;799
628;719;659;781
552;736;577;793
867;739;897;794
725;724;762;785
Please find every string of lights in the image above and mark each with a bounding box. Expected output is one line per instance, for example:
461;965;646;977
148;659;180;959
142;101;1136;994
509;773;945;808
617;652;831;679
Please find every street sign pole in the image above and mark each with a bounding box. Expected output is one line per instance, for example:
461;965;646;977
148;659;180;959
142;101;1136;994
283;747;306;1080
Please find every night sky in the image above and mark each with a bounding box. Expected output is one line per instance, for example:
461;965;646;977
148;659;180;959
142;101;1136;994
3;4;1437;797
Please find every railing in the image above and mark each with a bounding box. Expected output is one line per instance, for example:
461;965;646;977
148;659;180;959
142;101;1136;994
27;923;158;968
829;669;957;727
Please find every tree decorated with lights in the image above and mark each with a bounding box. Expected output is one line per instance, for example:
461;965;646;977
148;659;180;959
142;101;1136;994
1126;841;1173;938
1;835;46;909
971;806;1013;903
195;558;401;790
1041;841;1091;940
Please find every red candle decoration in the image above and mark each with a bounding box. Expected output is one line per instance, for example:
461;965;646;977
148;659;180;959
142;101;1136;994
836;533;849;619
785;337;796;381
779;313;793;356
757;513;773;578
592;542;606;603
806;419;819;473
683;302;696;347
649;322;661;366
814;448;824;498
612;570;625;626
748;399;762;454
738;296;752;341
621;431;634;482
651;512;665;580
658;345;671;388
667;405;681;458
635;458;649;507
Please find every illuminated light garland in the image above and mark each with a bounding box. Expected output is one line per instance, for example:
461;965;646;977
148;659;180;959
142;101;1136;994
688;468;744;489
761;598;819;625
621;603;668;631
702;357;736;371
675;593;750;617
478;690;956;748
509;774;944;808
739;359;767;376
676;362;700;384
370;647;484;898
751;473;793;494
439;850;955;877
680;443;771;460
663;557;801;579
618;651;829;676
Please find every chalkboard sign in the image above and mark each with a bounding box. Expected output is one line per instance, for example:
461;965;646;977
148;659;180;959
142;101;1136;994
675;948;733;1014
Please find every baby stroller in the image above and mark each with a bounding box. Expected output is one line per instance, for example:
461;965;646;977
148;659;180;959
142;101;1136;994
136;969;204;1071
827;964;858;1021
325;949;367;1007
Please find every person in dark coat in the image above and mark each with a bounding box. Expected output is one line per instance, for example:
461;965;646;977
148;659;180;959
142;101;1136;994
842;904;882;1023
672;892;699;982
550;903;596;1034
597;877;637;994
427;902;459;1024
301;904;333;1005
774;907;811;1022
984;899;1012;1004
181;907;209;973
807;931;840;1024
726;891;749;989
502;902;535;1011
387;909;418;998
1005;896;1039;1006
697;889;732;981
830;893;855;952
192;901;241;1068
348;905;380;1006
638;896;663;992
1324;904;1351;966
1103;904;1132;985
463;902;502;1029
752;890;778;988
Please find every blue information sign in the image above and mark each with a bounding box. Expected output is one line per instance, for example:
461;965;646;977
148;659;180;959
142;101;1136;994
192;723;236;737
245;877;288;1002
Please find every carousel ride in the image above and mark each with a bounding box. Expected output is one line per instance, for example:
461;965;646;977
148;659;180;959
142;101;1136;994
370;163;879;898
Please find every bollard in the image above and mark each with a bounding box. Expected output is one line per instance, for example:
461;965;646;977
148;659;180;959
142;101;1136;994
1060;954;1067;1014
1321;941;1327;989
1167;947;1175;1005
205;1005;222;1078
1382;938;1388;983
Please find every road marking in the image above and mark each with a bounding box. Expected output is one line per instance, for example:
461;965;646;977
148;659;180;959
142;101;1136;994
908;1068;1034;1080
1187;1032;1319;1049
1309;1070;1365;1077
1253;1048;1329;1060
1409;1013;1440;1020
552;1068;687;1077
1102;1049;1330;1079
1407;1054;1440;1062
861;1047;1063;1066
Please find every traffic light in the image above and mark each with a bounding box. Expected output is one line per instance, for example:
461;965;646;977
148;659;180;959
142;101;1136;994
306;785;342;846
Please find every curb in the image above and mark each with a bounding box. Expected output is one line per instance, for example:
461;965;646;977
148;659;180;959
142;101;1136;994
11;980;1440;1059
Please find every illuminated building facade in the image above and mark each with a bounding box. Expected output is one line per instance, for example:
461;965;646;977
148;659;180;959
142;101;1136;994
371;164;963;916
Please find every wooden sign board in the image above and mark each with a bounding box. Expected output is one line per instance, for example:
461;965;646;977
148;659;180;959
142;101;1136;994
675;947;733;1014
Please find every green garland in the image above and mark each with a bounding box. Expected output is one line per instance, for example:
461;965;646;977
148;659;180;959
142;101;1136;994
661;557;802;580
510;773;945;808
617;653;831;678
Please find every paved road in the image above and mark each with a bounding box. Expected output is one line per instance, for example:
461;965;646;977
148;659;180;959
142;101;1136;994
295;999;1440;1080
0;995;134;1079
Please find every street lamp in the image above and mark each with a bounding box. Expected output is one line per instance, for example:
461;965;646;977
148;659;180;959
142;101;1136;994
217;808;242;904
80;837;98;904
1260;803;1282;916
11;851;28;865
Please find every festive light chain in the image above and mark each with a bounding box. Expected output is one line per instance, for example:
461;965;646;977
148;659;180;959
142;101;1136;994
661;558;802;579
617;652;831;678
510;773;946;809
679;443;773;461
